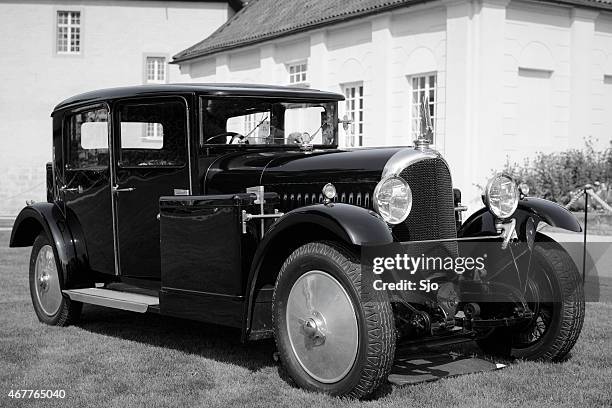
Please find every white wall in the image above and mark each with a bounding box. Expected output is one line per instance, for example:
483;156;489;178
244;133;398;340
0;0;230;215
593;13;612;150
504;1;571;163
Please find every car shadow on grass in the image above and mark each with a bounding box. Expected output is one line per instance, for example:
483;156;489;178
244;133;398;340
75;304;539;399
76;304;277;372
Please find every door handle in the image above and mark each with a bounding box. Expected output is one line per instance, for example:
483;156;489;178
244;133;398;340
112;185;136;194
60;185;83;194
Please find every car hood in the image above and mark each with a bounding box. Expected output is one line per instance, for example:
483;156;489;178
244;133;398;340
204;147;404;195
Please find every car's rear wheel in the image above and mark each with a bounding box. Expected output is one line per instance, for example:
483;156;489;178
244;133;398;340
272;242;396;398
29;233;81;326
477;243;584;361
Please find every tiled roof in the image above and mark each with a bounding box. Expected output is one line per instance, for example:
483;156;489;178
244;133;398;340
173;0;612;63
173;0;425;62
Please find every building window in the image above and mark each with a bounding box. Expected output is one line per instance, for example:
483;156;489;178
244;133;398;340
146;57;166;84
226;112;270;144
145;123;164;143
243;113;257;135
410;73;436;142
57;11;81;54
288;62;307;85
342;83;364;147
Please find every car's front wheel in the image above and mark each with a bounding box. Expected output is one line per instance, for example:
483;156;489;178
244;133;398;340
272;242;396;398
29;233;81;326
477;242;584;361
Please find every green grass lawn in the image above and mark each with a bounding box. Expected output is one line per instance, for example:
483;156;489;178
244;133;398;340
1;231;611;408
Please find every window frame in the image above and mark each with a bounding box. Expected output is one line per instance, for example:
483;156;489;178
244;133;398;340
114;96;190;169
409;72;437;143
286;61;309;86
340;82;364;147
63;103;110;171
55;10;82;55
143;54;168;84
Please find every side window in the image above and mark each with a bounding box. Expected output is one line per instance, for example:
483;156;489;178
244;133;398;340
67;108;109;169
118;99;187;167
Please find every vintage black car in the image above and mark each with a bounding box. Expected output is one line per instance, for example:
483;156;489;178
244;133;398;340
10;84;584;398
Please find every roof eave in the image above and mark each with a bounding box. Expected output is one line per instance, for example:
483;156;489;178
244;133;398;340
530;0;612;11
173;0;612;64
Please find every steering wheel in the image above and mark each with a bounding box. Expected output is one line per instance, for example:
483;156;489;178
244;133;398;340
204;132;248;145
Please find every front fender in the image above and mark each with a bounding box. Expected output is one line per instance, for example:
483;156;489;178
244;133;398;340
10;203;90;288
517;197;581;232
268;203;393;246
459;197;581;239
243;203;392;338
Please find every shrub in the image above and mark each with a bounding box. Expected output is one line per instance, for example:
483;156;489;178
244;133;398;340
502;138;612;208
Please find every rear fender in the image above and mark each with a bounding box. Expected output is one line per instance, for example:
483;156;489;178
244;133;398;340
10;202;90;288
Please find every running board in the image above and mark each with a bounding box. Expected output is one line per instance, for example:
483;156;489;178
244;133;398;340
63;288;159;313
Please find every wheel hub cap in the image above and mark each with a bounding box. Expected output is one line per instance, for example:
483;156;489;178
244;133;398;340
34;245;62;316
300;311;327;346
286;270;359;383
39;271;50;290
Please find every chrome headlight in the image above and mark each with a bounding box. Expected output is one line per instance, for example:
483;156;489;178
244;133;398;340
484;174;519;219
373;177;413;224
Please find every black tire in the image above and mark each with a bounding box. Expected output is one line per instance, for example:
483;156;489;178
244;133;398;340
29;233;82;326
477;243;584;361
272;241;396;399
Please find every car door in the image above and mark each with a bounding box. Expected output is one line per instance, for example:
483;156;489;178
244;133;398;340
112;97;191;279
61;104;115;275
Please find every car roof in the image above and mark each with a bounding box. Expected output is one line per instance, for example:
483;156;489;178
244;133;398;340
52;83;344;113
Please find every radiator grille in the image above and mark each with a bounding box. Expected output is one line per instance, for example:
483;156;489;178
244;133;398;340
393;158;457;243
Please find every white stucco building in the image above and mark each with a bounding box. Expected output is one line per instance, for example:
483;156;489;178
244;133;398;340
174;0;612;211
0;0;240;215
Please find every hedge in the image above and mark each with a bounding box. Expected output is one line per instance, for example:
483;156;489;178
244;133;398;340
502;138;612;209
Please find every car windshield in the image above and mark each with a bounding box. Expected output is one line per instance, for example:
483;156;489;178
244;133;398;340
200;98;337;146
